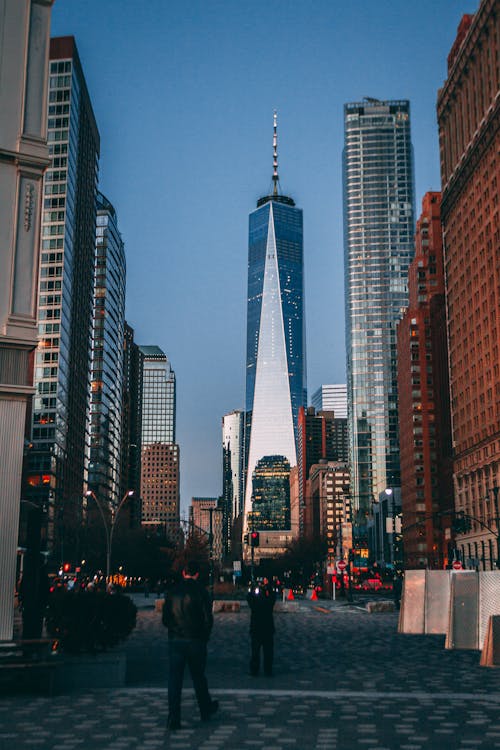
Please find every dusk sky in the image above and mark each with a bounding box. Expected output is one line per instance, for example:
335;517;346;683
51;0;477;516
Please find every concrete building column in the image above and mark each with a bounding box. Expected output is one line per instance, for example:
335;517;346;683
0;0;53;641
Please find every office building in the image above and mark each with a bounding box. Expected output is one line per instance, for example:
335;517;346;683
139;346;180;538
397;192;453;568
311;384;347;418
88;192;126;509
26;36;100;565
244;114;306;531
250;455;291;532
0;0;53;640
437;3;499;569
343;98;415;517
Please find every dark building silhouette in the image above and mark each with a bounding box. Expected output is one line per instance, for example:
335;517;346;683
120;322;143;526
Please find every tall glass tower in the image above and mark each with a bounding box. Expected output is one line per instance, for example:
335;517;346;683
244;115;306;531
88;192;126;509
343;99;415;517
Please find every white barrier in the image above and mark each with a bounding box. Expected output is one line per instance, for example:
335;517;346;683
399;570;500;651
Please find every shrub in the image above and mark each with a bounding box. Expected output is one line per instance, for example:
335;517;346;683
46;588;137;654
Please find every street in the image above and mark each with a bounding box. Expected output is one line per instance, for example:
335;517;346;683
2;596;500;749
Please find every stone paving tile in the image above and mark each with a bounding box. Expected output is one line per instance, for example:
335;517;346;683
3;601;500;749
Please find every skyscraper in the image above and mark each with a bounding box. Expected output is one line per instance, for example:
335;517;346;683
88;192;126;509
244;115;306;531
437;3;499;569
343;99;415;517
26;36;100;563
0;0;53;641
139;346;180;538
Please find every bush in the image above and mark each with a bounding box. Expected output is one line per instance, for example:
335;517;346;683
46;589;137;654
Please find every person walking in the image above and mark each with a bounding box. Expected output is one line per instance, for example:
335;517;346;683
162;560;219;731
247;576;276;676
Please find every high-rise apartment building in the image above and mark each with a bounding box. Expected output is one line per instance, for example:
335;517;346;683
311;384;347;418
26;36;100;564
0;0;53;640
244;115;306;531
88;192;126;508
139;346;180;538
437;3;499;569
397;192;453;569
343;99;415;517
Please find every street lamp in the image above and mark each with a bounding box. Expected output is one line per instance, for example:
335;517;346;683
485;486;500;570
85;490;134;580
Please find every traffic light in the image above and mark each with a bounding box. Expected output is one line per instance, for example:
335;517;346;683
250;531;260;547
243;533;249;545
63;562;71;573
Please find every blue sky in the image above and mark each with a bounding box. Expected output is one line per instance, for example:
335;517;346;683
51;0;478;515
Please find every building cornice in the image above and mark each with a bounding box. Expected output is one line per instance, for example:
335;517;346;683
437;0;497;115
441;95;499;222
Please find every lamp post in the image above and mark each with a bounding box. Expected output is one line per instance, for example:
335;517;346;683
85;490;134;580
485;486;500;570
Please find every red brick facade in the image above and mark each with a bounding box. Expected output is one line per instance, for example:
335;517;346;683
437;0;500;569
397;193;453;568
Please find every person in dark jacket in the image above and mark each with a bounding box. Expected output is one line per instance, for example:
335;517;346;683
162;561;218;730
247;576;276;676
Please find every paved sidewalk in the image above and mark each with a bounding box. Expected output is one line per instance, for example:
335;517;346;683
2;599;500;749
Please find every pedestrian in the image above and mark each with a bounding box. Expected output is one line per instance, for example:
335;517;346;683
247;576;276;677
162;561;219;731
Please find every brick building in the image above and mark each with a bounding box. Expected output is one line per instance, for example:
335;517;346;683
437;1;499;569
397;192;453;568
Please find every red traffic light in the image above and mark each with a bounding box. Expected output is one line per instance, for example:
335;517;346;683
250;531;260;547
63;562;71;573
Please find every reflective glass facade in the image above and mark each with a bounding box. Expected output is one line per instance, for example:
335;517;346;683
88;192;126;508
27;38;100;560
244;194;306;529
249;455;291;531
343;100;415;516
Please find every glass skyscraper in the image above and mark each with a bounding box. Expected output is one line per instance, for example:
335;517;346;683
88;192;126;508
244;116;306;531
343;99;415;517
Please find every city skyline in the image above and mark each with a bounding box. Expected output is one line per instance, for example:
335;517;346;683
49;0;479;514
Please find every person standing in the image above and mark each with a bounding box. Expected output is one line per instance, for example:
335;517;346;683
247;576;276;676
162;561;218;731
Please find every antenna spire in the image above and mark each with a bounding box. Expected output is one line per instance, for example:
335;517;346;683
272;110;279;196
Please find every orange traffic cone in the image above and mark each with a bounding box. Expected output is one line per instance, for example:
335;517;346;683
311;588;319;601
287;588;295;600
